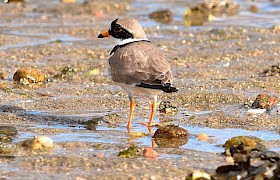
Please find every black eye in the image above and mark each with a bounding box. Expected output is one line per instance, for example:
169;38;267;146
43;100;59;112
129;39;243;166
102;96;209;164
114;25;122;32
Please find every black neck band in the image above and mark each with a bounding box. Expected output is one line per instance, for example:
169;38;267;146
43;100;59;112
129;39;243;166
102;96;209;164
110;40;151;55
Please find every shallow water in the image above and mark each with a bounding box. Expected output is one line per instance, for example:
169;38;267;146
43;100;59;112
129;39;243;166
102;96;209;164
0;30;82;50
19;121;280;155
132;0;280;28
17;109;280;156
1;0;279;49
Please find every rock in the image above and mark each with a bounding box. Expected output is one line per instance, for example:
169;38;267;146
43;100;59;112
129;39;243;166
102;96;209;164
118;145;142;158
215;164;242;179
223;136;266;156
273;25;280;33
153;124;189;138
53;66;77;79
248;5;258;13
82;0;130;14
248;151;280;180
143;147;158;159
0;105;26;114
251;93;277;110
54;39;62;43
185;170;211;180
216;138;280;180
225;156;234;165
0;134;13;143
149;9;173;23
0;126;18;137
0;83;9;92
86;120;97;130
261;63;280;77
200;0;239;16
95;153;104;158
153;124;189;148
197;133;209;141
87;68;100;76
0;83;13;93
184;0;239;26
0;72;8;80
159;101;178;115
20;136;54;150
86;117;102;131
13;68;46;84
61;66;77;75
0;143;17;154
184;7;214;26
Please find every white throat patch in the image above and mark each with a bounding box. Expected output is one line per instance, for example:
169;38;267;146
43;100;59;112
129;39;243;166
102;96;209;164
118;38;149;46
109;38;149;58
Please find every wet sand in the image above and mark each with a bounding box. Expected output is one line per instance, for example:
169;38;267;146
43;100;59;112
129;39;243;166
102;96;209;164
0;0;280;179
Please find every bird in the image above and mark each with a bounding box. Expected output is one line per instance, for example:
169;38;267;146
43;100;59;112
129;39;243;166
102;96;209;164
98;17;178;129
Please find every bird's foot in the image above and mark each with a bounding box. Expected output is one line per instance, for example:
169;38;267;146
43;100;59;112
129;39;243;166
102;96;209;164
140;122;153;136
141;122;151;127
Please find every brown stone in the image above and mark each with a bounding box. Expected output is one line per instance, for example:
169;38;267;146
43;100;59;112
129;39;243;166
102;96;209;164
13;68;46;83
143;147;158;159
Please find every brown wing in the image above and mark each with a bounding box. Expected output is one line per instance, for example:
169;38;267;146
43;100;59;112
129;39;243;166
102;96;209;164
109;41;173;85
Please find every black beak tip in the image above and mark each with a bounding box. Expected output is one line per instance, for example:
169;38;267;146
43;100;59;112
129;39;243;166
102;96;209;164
98;34;104;38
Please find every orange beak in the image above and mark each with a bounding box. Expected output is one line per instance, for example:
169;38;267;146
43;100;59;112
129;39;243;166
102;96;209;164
98;31;110;38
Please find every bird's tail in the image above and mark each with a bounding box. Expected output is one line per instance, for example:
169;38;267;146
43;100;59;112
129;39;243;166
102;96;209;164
136;82;178;93
162;83;178;93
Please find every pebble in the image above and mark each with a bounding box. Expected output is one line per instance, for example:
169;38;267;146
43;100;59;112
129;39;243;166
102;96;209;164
0;126;18;136
273;25;280;32
95;153;104;158
21;136;54;150
148;9;173;23
197;133;209;141
0;72;8;80
143;147;158;159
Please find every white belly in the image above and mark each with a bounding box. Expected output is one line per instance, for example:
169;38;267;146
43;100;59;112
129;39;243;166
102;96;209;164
116;82;162;96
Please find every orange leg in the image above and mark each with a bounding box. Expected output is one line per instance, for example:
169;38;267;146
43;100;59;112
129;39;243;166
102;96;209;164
148;126;153;136
147;95;157;127
127;98;135;129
